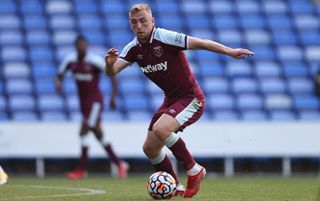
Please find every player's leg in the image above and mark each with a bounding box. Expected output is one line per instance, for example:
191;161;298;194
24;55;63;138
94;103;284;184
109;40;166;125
66;123;90;179
92;123;128;179
153;98;206;198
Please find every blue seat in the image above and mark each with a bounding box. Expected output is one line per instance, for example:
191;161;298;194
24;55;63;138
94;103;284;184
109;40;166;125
0;0;16;14
267;15;293;30
236;94;263;110
102;111;125;121
249;46;275;61
254;61;281;77
241;111;267;121
226;61;252;77
150;94;164;111
240;14;266;29
212;111;238;121
217;30;243;46
38;94;65;111
0;15;20;29
293;95;319;110
158;14;183;31
109;32;132;47
34;78;56;94
269;110;296;121
282;62;309;77
12;111;38;121
299;31;320;46
203;77;229;94
198;62;224;77
23;15;47;29
46;0;72;14
9;95;36;111
289;1;314;14
265;94;292;110
207;94;235;110
100;1;126;14
81;31;105;45
262;1;287;14
40;111;67;121
272;30;297;45
26;31;50;45
127;111;151;121
259;78;286;94
245;30;271;46
78;15;102;30
3;62;30;78
29;47;53;62
6;78;33;95
49;15;75;30
32;62;56;78
119;78;146;95
122;95;150;111
0;96;7;111
298;111;320;120
52;30;77;45
209;0;234;14
287;78;314;95
1;46;26;62
20;0;44;14
154;0;179;14
74;1;98;14
181;0;207;14
212;14;238;29
0;31;23;45
277;45;303;61
305;46;320;63
104;15;129;30
56;46;74;61
236;0;260;14
186;15;210;29
231;78;258;94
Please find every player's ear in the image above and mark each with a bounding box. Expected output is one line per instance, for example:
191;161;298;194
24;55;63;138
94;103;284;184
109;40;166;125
152;17;155;26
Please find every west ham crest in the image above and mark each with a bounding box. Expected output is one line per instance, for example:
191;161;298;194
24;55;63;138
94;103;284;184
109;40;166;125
153;46;163;57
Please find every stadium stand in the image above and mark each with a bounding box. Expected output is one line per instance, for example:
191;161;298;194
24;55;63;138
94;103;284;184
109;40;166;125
0;0;320;121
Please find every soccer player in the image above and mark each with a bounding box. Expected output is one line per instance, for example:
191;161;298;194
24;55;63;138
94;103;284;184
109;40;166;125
55;35;128;180
105;3;254;198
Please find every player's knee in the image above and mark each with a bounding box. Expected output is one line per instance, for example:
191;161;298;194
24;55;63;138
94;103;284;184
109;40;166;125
143;143;157;157
152;125;171;141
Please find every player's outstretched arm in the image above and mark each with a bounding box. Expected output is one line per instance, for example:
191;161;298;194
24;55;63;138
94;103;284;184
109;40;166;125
104;48;130;76
188;36;254;59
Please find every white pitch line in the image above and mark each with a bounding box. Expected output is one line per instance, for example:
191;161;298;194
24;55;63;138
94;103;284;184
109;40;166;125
0;184;106;200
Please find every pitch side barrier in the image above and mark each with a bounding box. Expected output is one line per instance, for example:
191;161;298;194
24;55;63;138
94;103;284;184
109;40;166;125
0;122;319;177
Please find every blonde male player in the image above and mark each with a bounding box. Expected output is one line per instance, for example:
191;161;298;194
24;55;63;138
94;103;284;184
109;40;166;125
105;3;254;198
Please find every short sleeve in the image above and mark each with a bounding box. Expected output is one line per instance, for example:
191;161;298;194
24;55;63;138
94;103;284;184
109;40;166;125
154;28;187;49
119;41;137;64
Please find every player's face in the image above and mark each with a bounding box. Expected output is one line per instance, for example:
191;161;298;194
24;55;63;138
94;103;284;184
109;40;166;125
129;10;154;43
76;40;87;56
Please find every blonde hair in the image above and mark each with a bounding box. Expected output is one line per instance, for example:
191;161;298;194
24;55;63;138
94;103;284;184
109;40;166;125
129;3;152;17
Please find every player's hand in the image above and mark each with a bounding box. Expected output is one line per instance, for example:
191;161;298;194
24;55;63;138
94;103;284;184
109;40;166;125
109;97;116;110
54;77;62;94
105;48;119;67
229;48;254;59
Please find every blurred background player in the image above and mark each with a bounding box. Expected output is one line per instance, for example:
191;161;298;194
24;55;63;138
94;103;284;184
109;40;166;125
105;3;254;198
0;165;8;185
55;35;128;180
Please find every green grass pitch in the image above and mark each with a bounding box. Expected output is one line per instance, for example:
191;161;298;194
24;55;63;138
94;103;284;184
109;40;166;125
0;176;318;201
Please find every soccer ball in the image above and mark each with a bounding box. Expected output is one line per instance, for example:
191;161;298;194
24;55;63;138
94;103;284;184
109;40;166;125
0;171;8;185
147;171;176;199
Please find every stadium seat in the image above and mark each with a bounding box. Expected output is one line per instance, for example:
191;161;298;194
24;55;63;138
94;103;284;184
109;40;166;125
78;15;102;30
287;78;314;95
12;111;38;121
212;15;238;29
102;111;125;121
254;61;281;77
293;95;319;110
46;0;73;14
298;111;320;120
269;110;296;121
1;46;26;62
259;78;286;94
209;0;234;14
40;111;67;121
264;94;292;110
241;111;267;121
212;111;238;121
236;0;261;14
127;111;152;121
20;0;44;14
6;78;33;95
65;95;79;112
3;62;30;78
38;94;65;111
202;77;229;94
277;45;303;61
225;61;252;77
49;15;75;30
122;95;150;111
0;31;23;45
236;94;263;110
230;78;258;94
23;15;47;30
262;1;287;14
207;94;235;111
26;31;51;46
0;96;7;112
0;15;21;29
0;0;17;14
181;0;207;14
34;78;56;94
8;95;36;111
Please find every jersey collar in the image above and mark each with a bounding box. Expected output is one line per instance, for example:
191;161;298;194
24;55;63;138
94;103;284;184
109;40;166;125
135;27;156;47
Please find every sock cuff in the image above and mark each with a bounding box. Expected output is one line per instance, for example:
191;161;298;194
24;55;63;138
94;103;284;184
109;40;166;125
80;135;90;147
150;151;166;165
163;133;179;148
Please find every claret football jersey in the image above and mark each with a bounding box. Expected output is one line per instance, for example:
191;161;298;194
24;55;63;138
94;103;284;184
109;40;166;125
119;27;204;101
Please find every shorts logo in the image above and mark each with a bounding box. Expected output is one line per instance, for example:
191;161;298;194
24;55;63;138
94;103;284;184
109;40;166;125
169;109;176;114
153;46;162;57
